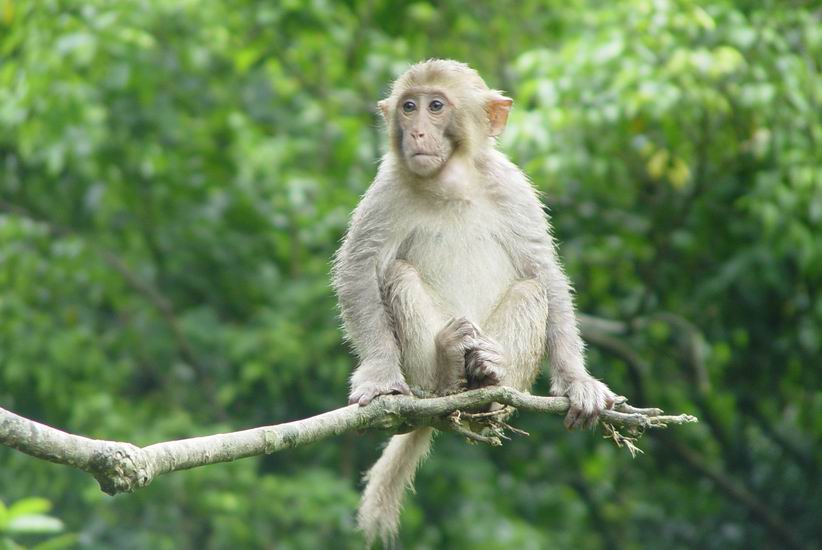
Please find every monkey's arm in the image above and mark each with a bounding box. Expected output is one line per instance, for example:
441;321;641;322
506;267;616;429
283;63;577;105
332;189;410;406
486;164;616;428
484;240;615;429
334;182;475;403
538;251;616;427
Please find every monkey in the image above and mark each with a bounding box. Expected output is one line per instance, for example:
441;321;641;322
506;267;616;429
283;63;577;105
331;59;616;545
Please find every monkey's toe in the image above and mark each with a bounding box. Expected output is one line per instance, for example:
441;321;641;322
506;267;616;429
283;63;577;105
438;317;478;347
465;349;504;388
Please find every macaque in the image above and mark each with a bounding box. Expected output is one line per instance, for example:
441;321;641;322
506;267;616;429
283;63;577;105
332;59;616;544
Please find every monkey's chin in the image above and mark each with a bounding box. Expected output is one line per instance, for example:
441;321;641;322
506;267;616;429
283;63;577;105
405;154;445;177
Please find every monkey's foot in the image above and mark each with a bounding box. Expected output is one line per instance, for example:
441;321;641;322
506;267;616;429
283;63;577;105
464;334;506;389
348;380;411;407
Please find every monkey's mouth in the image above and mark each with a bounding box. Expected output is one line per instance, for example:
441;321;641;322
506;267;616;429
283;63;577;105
405;151;444;176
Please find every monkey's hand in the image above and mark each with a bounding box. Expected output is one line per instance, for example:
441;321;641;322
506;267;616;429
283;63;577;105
555;377;616;430
349;378;411;407
464;333;506;389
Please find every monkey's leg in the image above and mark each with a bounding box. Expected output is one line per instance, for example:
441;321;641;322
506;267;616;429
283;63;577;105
381;259;466;392
479;278;550;391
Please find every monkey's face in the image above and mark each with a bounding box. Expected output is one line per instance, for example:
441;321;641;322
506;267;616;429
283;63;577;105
394;91;456;177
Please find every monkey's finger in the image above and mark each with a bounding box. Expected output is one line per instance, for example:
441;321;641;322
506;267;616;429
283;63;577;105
441;318;475;345
464;350;483;380
454;324;477;341
564;408;581;430
564;409;579;430
479;362;502;385
446;316;465;329
483;372;500;386
582;413;599;430
568;409;581;430
455;317;479;335
571;410;590;431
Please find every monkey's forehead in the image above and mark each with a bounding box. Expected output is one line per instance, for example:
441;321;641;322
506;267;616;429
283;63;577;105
398;58;485;85
387;79;490;108
395;86;455;102
390;62;489;97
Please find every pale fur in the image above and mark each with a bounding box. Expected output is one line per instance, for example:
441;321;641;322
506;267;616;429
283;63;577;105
356;427;434;545
331;59;615;546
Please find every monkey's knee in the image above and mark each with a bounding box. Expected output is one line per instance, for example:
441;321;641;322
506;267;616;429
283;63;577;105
383;259;418;286
505;278;545;307
379;260;423;308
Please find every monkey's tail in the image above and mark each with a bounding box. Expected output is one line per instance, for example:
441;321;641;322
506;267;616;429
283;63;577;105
358;427;435;546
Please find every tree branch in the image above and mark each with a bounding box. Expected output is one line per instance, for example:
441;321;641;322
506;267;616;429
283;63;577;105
0;387;696;496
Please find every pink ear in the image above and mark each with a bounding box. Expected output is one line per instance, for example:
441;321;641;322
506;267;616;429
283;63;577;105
488;96;513;137
377;100;390;120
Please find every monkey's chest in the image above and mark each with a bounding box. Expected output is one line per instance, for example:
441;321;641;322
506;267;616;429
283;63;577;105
402;229;518;324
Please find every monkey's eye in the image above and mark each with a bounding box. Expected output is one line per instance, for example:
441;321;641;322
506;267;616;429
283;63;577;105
429;99;444;112
402;101;416;113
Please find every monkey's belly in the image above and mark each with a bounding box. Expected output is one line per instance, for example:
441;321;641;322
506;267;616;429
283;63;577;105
403;230;517;325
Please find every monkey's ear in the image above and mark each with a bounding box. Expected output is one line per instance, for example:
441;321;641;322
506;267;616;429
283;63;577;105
487;96;513;137
377;100;390;120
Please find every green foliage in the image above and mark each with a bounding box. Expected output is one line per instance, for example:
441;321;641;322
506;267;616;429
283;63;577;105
1;0;820;548
0;497;76;550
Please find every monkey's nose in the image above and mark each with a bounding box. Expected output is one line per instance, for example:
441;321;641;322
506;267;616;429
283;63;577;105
411;130;425;139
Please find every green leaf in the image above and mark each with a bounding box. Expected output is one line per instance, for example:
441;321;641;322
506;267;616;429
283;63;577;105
7;498;51;519
31;533;79;550
5;515;64;535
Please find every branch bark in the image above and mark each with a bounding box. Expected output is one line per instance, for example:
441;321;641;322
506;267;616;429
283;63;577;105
0;387;696;496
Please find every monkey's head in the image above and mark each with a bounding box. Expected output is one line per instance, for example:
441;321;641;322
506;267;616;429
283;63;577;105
379;59;512;178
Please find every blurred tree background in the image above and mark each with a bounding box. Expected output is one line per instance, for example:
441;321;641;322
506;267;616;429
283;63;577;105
1;0;820;548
